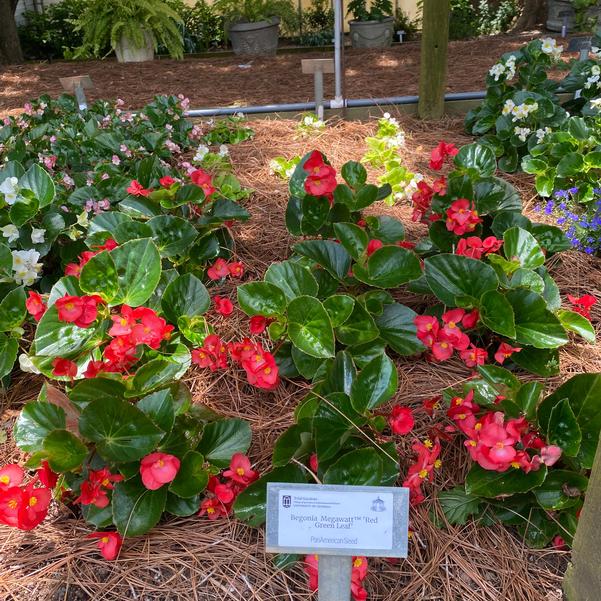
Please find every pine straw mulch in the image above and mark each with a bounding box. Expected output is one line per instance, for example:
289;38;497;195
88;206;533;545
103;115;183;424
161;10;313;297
0;30;581;119
2;115;601;601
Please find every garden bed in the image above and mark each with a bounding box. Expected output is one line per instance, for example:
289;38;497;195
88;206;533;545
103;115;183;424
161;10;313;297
1;114;599;601
0;33;574;118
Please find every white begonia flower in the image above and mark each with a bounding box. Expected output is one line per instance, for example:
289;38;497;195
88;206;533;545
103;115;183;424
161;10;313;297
11;249;42;285
591;98;601;110
489;63;505;81
1;224;19;243
541;37;563;59
76;211;89;228
502;99;515;116
591;46;601;59
514;126;531;142
63;174;74;187
505;56;517;80
0;176;20;205
19;353;41;374
219;144;230;157
303;115;313;126
535;127;552;143
31;227;46;244
592;65;601;76
193;144;210;162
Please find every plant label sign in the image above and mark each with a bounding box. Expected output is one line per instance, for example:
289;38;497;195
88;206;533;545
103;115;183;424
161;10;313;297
265;483;409;557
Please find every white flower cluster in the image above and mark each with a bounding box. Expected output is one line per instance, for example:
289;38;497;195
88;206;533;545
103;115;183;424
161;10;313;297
393;173;424;202
502;99;538;121
584;65;601;90
514;126;531;142
380;113;406;149
591;46;601;59
193;144;209;162
489;55;517;82
301;114;326;129
590;98;601;110
540;37;563;60
11;249;42;285
535;127;552;143
0;176;19;205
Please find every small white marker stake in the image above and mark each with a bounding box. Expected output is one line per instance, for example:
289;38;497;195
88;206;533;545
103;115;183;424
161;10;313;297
318;555;352;601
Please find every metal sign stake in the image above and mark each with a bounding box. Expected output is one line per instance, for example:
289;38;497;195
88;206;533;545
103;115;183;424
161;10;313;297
318;555;352;601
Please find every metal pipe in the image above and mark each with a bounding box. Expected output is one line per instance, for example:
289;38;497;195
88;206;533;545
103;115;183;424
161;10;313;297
332;0;344;108
184;91;486;118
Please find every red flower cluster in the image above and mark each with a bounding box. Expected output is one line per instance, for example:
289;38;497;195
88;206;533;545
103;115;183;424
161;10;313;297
191;334;228;371
366;238;383;256
65;238;118;277
25;291;46;321
249;315;275;334
159;175;175;188
303;151;337;199
410;177;445;223
56;294;104;328
402;439;442;505
52;357;78;378
446;199;482;235
229;338;280;390
0;464;52;530
199;454;258;520
415;308;484;367
190;168;215;199
430;141;459;170
88;531;123;561
76;468;124;508
127;180;151;197
213;295;234;316
568;294;596;320
448;390;562;473
456;236;503;260
494;342;522;364
140;452;180;490
304;554;369;601
206;258;244;281
388;406;414;435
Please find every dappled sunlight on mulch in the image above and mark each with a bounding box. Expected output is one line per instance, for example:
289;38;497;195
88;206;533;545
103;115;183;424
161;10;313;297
2;115;599;600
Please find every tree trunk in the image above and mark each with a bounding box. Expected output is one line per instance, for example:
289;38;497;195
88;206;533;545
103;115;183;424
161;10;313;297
0;0;24;65
512;0;547;31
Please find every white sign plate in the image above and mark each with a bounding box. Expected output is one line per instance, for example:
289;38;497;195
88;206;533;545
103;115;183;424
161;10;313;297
265;483;409;557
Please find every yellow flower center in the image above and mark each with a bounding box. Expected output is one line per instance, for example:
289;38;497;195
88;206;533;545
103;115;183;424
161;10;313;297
29;496;38;507
157;460;164;468
434;460;442;469
207;507;215;514
474;423;482;431
102;478;110;487
353;558;363;568
467;440;477;447
8;499;17;509
236;467;245;476
423;439;433;449
0;475;10;484
418;469;428;479
511;462;520;469
101;536;109;544
264;367;271;375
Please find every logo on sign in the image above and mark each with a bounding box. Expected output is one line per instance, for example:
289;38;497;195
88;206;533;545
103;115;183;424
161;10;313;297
371;497;386;512
282;495;292;508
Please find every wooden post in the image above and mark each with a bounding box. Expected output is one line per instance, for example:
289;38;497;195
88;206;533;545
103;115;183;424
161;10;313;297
418;0;451;120
563;436;601;600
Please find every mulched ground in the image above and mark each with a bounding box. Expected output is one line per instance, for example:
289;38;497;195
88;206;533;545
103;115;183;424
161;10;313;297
1;112;600;601
0;31;575;117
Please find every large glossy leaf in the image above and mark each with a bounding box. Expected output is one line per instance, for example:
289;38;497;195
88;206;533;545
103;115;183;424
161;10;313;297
335;302;379;346
374;303;424;356
479;290;516;338
293;240;351;280
20;163;55;207
110;238;161;307
454;143;496;177
322;294;355;327
424;254;498;308
264;261;319;301
79;250;119;303
0;334;18;379
148;215;198;257
287;295;335;358
169;451;210;498
537;374;601;468
272;422;313;467
438;487;482;525
112;476;168;536
196;418;252;468
350;354;398;413
233;464;307;527
333;222;368;259
353;246;422;288
503;227;545;269
79;397;164;462
511;346;560;376
323;448;383;486
0;286;26;332
43;429;88;472
137;388;176;434
129;347;191;396
161;273;210;324
14;401;66;452
533;470;587;510
465;464;547;497
546;398;581;457
506;289;568;349
557;309;596;343
69;378;127;411
237;282;287;317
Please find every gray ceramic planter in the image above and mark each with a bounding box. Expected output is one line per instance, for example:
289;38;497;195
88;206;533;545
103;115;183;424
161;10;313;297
349;17;394;49
115;31;154;63
228;17;280;56
546;0;601;32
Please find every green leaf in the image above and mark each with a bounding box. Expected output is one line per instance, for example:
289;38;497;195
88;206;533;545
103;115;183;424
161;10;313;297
547;399;581;457
479;290;516;338
511;346;559;377
293;240;351;280
335;301;379;346
291;346;324;379
438;487;481;525
341;161;367;188
70;378;127;411
165;492;201;516
169;451;209;498
162;274;210;324
424;254;498;308
533;470;587;510
557;309;596;343
321;351;356;396
300;195;329;234
79;397;164;462
350;354;397;413
353;246;422;288
515;381;543;421
0;334;18;379
287;296;335;358
477;364;520;394
503;227;545;269
556;152;584;177
538;374;601;468
129;348;191;396
454;143;496;177
323;448;383;486
465;464;547;497
237;282;287;317
233;464;307;527
333;223;368;260
374;303;424;356
137;388;176;434
510;268;545;294
264;261;319;301
14;401;66;453
20;163;55;207
0;286;26;332
197;418;252;468
365;215;405;243
110;239;161;307
322;294;355;327
506;289;568;349
148;215;198;257
82;503;113;528
79;250;119;303
112;476;168;536
272;423;313;467
43;429;88;472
